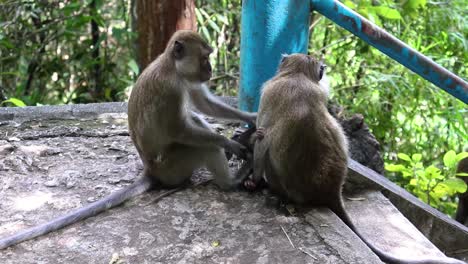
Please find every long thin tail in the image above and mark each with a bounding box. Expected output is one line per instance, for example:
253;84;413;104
331;201;466;264
0;177;153;250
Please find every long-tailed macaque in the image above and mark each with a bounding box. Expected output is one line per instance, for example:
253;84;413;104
0;30;255;250
251;53;466;264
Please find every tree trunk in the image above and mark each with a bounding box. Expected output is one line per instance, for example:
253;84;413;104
90;0;101;101
134;0;196;71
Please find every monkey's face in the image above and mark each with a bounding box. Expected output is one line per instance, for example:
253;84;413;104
173;40;213;83
199;53;212;82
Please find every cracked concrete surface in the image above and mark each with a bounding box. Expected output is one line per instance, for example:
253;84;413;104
0;103;465;264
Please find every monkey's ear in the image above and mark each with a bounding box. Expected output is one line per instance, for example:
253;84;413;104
280;54;289;64
319;63;327;80
173;40;184;60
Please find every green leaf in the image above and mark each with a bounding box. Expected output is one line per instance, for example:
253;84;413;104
456;173;468;177
397;153;411;162
443;150;457;168
1;98;26;107
424;165;442;180
440;178;467;193
404;0;427;10
409;178;418;187
194;8;204;24
128;60;139;75
412;154;422;162
373;6;402;20
207;19;221;33
385;164;407;172
216;14;229;25
343;0;356;10
456;152;468;162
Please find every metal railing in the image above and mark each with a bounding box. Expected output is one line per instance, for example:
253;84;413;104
239;0;468;112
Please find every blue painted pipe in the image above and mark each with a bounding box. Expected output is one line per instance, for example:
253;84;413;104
310;0;468;104
239;0;310;112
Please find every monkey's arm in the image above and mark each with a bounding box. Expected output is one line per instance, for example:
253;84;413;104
173;116;247;158
189;85;256;126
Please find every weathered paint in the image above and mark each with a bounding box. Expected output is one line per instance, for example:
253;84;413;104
310;0;468;104
239;0;310;112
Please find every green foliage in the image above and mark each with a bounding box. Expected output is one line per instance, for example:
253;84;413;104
309;0;467;177
0;0;136;105
194;0;242;96
386;151;468;215
1;98;26;107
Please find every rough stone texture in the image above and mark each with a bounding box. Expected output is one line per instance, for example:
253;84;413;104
387;193;468;260
0;102;465;264
348;159;468;260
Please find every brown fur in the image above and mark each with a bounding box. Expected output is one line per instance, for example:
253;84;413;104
252;53;465;264
0;30;255;250
128;30;255;188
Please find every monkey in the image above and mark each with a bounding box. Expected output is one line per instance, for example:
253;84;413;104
0;30;256;250
455;157;468;226
224;126;270;191
250;53;466;264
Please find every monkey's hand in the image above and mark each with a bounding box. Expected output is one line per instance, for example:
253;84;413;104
243;178;257;191
224;139;249;160
256;127;265;141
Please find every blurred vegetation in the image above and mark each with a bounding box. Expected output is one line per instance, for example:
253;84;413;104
0;0;136;105
0;0;466;216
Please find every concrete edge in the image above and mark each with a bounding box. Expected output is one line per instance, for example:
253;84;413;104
0;97;238;122
348;159;468;253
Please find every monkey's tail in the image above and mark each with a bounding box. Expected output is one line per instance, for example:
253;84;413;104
0;177;153;250
330;201;467;264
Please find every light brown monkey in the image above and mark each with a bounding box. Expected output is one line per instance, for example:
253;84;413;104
251;53;466;264
455;157;468;226
0;30;256;250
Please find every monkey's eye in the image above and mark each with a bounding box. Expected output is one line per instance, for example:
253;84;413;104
173;40;184;59
319;64;327;80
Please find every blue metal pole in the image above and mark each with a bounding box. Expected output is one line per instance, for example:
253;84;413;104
310;0;468;104
239;0;311;112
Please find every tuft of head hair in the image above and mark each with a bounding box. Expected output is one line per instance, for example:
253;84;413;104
278;54;326;82
165;30;213;56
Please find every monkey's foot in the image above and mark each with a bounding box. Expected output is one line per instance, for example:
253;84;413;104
256;127;265;140
243;178;258;191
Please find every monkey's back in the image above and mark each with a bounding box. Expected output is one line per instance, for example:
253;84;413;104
260;74;348;205
128;55;184;158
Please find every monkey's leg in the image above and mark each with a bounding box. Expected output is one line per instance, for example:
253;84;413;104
203;147;240;189
248;140;269;190
155;144;205;187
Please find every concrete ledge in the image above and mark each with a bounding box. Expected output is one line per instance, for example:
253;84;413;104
0;97;239;122
0;102;466;263
348;159;468;258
